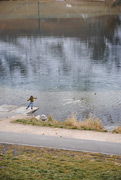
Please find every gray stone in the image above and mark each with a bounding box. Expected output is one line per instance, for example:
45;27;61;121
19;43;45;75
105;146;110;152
41;114;48;121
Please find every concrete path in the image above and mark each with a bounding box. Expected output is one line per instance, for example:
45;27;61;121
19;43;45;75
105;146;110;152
0;110;121;155
0;105;38;120
0;131;121;155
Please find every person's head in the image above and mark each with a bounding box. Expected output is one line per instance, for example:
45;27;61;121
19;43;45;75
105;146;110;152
30;96;33;100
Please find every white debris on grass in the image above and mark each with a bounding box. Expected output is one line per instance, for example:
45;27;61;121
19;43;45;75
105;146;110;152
35;115;41;120
66;4;72;8
35;114;48;121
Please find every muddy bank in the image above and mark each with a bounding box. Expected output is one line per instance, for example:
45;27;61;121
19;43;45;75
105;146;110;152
0;0;121;19
0;15;118;37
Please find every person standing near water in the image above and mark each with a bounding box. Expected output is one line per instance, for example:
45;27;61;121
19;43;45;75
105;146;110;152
26;96;37;109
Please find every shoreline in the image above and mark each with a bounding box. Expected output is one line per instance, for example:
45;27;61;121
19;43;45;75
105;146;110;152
0;0;121;20
0;115;121;144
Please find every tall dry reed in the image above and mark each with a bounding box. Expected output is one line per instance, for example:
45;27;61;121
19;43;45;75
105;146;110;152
113;126;121;133
64;113;79;128
80;116;104;131
64;114;104;131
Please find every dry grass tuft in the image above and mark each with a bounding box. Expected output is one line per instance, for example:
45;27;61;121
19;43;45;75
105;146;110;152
64;113;79;128
113;126;121;134
64;114;104;131
48;115;53;122
80;115;104;131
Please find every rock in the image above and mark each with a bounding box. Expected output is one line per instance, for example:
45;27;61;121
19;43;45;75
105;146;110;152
41;114;48;121
35;114;48;121
35;115;41;120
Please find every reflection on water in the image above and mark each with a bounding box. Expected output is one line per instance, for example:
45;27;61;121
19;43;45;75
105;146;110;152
0;16;121;127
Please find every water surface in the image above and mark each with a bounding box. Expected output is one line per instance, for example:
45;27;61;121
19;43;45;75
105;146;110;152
0;16;121;128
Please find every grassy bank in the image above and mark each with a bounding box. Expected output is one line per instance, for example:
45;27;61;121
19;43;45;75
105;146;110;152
12;114;121;133
0;144;121;180
12;114;107;132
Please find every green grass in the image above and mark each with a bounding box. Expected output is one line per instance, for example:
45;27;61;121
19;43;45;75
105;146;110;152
0;144;121;180
12;114;107;132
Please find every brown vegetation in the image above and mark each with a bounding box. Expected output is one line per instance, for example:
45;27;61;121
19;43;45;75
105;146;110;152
113;125;121;133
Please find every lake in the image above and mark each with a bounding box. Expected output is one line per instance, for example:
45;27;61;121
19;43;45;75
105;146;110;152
0;16;121;129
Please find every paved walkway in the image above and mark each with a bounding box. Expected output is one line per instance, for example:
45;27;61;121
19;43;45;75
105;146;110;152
0;115;121;155
0;131;121;155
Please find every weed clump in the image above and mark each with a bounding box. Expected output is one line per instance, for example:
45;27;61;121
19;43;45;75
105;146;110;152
48;115;53;122
64;114;104;131
80;115;104;131
112;126;121;134
64;113;79;128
